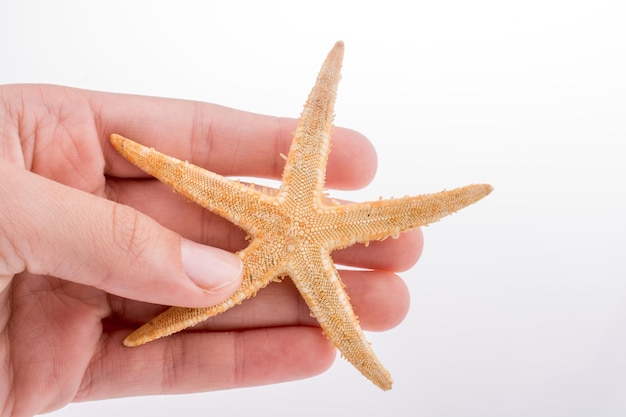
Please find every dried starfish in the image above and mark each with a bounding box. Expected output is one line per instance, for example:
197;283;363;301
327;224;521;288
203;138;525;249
110;41;492;390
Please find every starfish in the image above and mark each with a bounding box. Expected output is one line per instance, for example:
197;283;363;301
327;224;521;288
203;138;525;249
110;41;492;390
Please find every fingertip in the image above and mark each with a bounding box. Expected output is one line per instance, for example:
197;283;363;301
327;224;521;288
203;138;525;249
336;228;424;272
180;238;243;296
327;127;378;190
344;270;411;331
94;204;242;308
397;228;424;271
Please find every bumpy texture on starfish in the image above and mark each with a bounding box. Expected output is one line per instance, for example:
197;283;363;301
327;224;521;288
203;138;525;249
110;41;492;390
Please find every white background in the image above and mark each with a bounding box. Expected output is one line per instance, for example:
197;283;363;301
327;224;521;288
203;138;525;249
2;1;625;416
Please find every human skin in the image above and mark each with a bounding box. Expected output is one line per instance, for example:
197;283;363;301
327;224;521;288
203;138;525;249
0;84;420;416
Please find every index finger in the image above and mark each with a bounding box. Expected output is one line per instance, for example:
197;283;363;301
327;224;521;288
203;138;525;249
91;91;377;190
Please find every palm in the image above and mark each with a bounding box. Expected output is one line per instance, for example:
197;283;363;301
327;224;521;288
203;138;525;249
4;274;104;407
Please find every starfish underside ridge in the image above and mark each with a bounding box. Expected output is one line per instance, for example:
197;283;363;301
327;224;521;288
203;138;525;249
110;41;492;390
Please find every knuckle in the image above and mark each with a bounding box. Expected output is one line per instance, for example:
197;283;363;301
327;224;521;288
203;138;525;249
109;203;150;260
0;216;27;280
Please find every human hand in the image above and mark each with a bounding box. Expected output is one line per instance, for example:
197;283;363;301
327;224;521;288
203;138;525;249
0;84;421;416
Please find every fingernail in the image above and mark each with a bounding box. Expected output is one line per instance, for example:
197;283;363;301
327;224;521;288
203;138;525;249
181;238;243;291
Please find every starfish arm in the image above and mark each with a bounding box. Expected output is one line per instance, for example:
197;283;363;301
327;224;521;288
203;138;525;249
123;240;288;346
288;247;393;390
280;41;343;205
110;134;274;231
326;183;493;247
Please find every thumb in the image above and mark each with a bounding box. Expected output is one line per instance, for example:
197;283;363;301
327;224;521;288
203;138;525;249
0;160;243;307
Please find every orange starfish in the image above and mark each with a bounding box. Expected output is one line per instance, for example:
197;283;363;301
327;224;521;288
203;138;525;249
110;41;492;390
